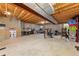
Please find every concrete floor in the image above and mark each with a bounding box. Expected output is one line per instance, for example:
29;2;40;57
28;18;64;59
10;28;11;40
0;34;79;56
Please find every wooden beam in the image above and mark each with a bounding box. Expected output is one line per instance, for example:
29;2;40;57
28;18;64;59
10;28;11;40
5;3;8;12
14;3;55;24
27;18;40;22
0;4;4;13
53;4;79;20
25;20;38;24
18;10;24;18
25;14;34;20
13;7;17;16
23;16;40;23
0;4;2;12
25;15;41;22
54;4;71;10
53;4;79;14
52;4;79;23
23;13;30;19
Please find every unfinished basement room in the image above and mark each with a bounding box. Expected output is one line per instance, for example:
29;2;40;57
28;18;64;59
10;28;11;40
0;3;79;56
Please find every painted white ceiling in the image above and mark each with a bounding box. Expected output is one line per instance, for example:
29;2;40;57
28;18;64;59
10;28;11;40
23;3;57;24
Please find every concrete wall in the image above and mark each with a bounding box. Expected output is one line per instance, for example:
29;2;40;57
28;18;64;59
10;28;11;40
0;17;21;41
44;24;63;32
22;23;40;31
21;23;62;33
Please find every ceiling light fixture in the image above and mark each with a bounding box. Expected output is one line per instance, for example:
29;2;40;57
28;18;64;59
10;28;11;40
40;21;45;24
3;11;11;16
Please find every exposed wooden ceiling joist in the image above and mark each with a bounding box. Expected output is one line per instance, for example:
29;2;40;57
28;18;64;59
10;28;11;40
51;3;79;24
0;3;50;24
14;3;54;24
